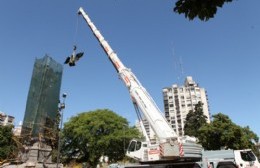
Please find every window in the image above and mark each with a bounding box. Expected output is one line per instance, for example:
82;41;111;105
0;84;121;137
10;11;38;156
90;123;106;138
136;141;142;150
128;140;142;152
174;89;178;94
128;141;136;152
217;161;237;168
240;151;256;161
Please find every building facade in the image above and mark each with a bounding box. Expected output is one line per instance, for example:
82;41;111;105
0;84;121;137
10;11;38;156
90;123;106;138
21;55;63;139
162;76;210;136
0;111;15;126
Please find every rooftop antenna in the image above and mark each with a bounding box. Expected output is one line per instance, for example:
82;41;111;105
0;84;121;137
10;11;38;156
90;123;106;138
171;46;184;85
179;56;184;82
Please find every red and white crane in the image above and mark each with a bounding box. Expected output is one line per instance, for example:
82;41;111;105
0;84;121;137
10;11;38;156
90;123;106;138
78;7;202;163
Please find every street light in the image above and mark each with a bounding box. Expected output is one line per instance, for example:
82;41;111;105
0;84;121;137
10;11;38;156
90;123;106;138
123;123;127;166
56;93;67;168
124;125;125;153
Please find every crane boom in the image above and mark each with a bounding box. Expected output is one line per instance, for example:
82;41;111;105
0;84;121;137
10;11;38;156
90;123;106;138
78;7;177;142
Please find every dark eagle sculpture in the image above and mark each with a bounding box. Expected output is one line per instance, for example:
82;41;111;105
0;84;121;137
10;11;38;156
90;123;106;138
64;45;84;66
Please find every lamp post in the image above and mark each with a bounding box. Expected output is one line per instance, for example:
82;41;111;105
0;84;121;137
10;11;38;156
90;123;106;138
123;124;127;166
56;93;67;168
124;125;125;153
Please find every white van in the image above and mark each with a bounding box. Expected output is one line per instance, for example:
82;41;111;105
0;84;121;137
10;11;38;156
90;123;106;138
234;149;260;168
203;149;260;168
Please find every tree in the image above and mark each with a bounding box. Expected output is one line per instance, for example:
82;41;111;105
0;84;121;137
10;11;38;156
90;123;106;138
173;0;234;21
0;125;18;162
61;109;140;167
184;101;208;137
198;113;259;150
240;126;259;157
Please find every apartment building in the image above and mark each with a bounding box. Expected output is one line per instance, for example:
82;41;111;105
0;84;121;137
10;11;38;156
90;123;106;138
162;76;210;136
0;111;15;126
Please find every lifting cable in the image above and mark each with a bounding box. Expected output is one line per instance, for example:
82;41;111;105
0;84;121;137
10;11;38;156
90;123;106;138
73;14;80;47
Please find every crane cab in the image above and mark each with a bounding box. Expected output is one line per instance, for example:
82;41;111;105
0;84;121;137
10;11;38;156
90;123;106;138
126;139;146;161
126;139;161;162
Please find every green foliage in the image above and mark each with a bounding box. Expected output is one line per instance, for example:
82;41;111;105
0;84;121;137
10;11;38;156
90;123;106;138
184;106;259;152
0;125;18;161
240;126;259;156
174;0;233;21
198;113;259;150
184;101;207;137
61;109;139;167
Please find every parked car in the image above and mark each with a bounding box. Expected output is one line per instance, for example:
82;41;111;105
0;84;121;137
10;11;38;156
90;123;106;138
109;163;121;168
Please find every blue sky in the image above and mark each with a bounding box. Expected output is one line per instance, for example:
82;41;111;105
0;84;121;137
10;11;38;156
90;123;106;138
1;1;260;137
